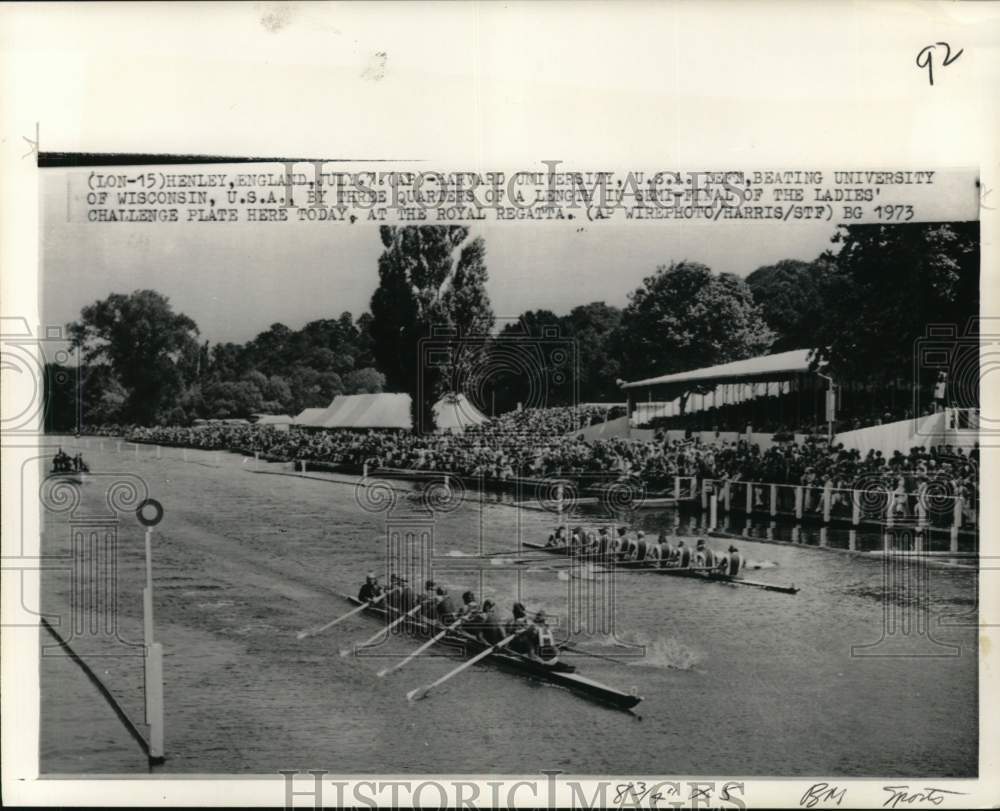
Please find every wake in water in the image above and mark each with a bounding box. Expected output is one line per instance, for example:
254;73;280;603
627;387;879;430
610;631;703;672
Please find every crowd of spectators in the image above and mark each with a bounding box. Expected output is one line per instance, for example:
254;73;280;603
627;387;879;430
78;403;979;523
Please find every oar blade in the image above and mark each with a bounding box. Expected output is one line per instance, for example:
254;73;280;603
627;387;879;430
406;686;427;702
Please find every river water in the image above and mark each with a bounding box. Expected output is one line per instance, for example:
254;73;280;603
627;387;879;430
40;439;977;776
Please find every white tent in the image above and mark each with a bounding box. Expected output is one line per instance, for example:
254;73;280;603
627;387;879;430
313;393;413;430
291;407;328;427
433;393;489;433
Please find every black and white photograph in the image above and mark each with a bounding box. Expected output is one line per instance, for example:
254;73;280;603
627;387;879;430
30;162;981;779
2;2;998;808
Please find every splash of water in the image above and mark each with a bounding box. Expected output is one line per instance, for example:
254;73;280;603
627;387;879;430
614;631;703;671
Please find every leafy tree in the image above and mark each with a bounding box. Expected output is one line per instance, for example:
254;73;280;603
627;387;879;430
369;226;494;431
745;259;831;351
563;302;623;402
67;290;200;424
343;367;386;394
811;222;979;388
614;261;774;382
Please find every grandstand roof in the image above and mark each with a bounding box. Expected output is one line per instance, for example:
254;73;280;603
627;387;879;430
621;349;814;390
314;393;412;430
434;393;489;432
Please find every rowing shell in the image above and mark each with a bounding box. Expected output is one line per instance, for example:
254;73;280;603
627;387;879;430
524;543;800;595
342;595;643;712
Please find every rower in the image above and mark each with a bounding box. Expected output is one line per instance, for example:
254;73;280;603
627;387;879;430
676;540;692;568
505;602;532;654
657;533;674;568
632;531;648;562
720;545;743;577
358;572;383;603
695;539;717;569
597;527;611;557
458;590;479;618
613;526;629;559
646;537;661;565
436;586;458;625
420;579;439;619
385;574;417;613
530;610;560;666
474;599;505;645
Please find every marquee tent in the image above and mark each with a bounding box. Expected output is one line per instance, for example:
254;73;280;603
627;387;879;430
433;393;489;432
291;407;328;427
311;393;413;430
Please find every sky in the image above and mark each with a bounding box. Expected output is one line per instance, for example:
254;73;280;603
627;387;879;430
41;170;838;346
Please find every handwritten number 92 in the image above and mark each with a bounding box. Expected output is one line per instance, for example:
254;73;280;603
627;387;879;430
916;42;963;86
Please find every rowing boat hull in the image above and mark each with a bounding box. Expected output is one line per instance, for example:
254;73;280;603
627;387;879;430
523;543;800;595
343;596;643;711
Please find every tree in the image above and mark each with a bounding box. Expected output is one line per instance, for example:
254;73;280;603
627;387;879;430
614;261;774;382
343;367;386;394
811;222;980;387
563;302;624;402
67;290;200;424
369;225;495;431
745;258;831;351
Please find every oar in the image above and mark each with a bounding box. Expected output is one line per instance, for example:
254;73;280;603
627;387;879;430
339;602;424;657
558;641;632;666
377;615;469;677
406;632;519;702
295;590;395;640
720;578;799;595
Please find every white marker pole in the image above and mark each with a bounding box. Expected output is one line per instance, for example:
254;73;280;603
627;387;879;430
142;526;165;763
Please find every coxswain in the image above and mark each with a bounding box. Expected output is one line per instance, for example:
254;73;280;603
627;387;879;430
546;525;568;548
357;572;383;603
676;540;692;568
530;610;560;666
474;599;505;645
458;590;479;618
435;586;458;625
695;539;717;569
505;602;532;654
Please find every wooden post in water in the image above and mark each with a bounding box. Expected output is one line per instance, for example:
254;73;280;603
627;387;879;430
770;484;777;517
852;489;861;526
745;484;752;514
701;480;709;510
723;481;731;512
709;492;718;530
363;461;369;478
822;482;832;523
794;486;803;519
953;496;963;532
556;483;564;522
916;495;927;529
